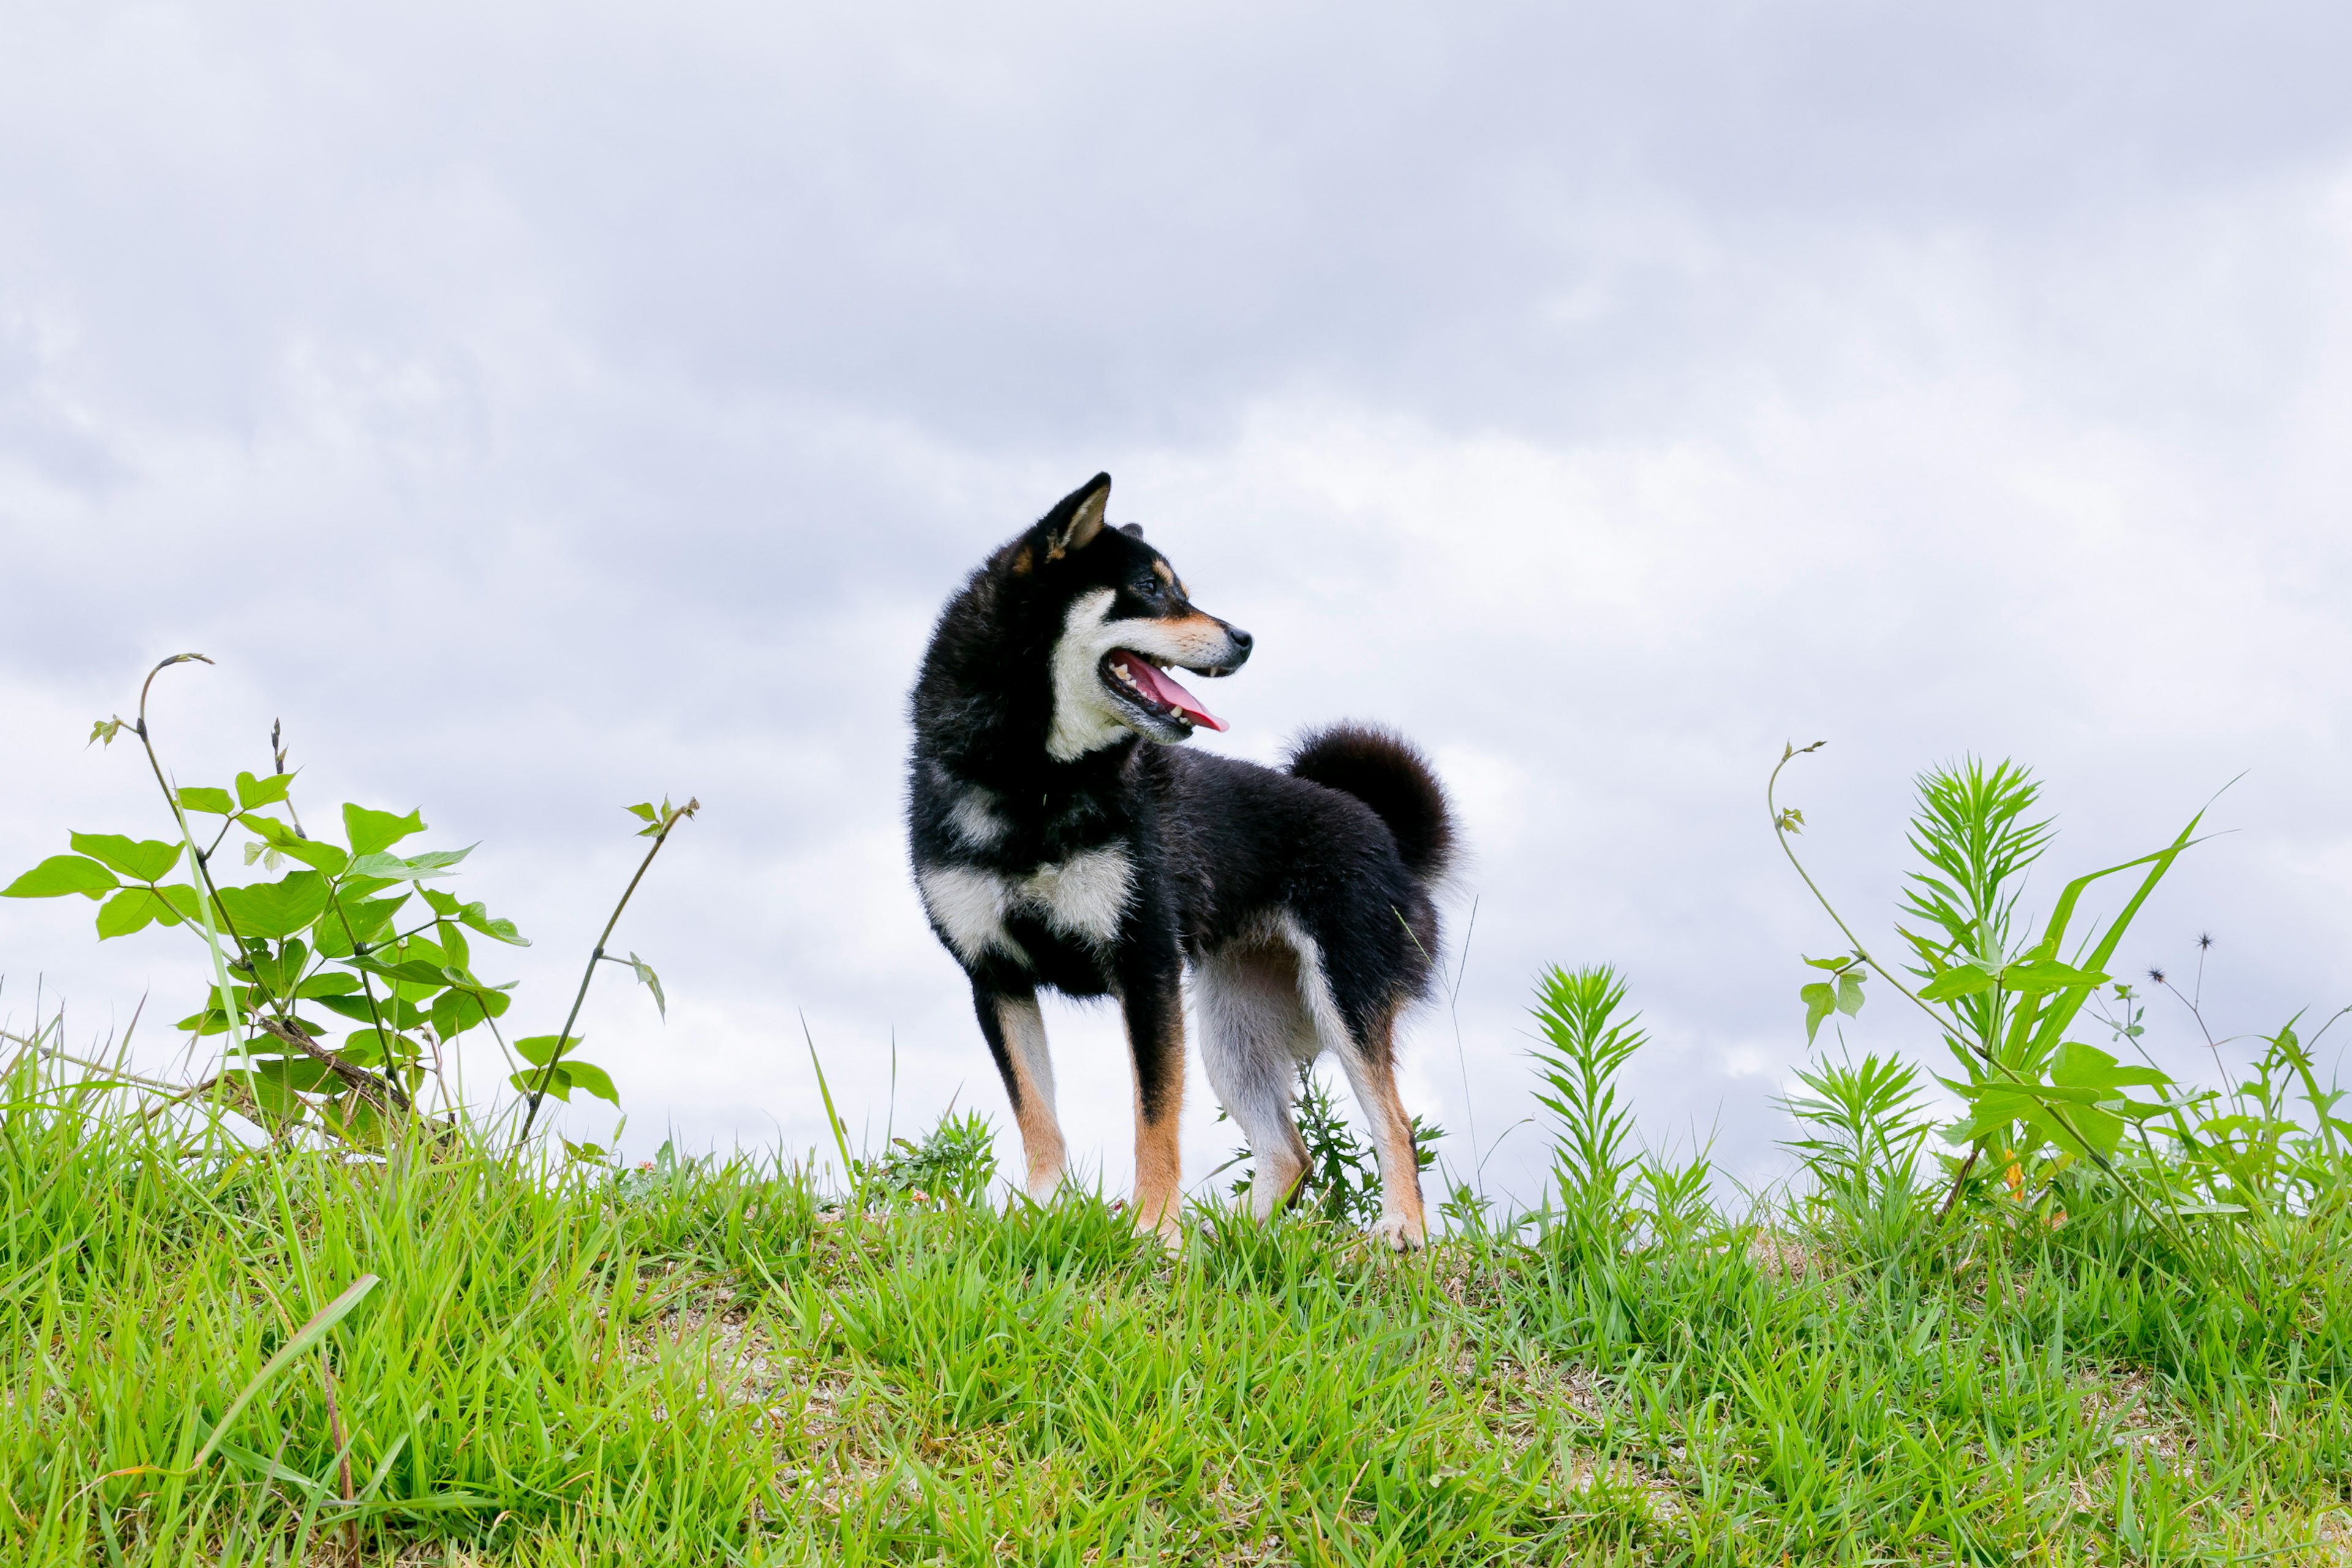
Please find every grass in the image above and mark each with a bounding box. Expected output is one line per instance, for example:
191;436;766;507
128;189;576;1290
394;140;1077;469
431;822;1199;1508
6;744;2349;1562
6;1055;2350;1566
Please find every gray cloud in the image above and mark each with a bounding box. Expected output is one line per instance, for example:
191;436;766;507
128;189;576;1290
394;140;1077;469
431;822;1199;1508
5;1;2350;1205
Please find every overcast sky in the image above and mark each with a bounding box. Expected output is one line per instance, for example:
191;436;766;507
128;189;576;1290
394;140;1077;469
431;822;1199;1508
4;2;2350;1208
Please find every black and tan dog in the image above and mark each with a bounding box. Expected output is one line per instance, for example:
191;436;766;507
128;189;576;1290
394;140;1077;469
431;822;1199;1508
906;473;1454;1246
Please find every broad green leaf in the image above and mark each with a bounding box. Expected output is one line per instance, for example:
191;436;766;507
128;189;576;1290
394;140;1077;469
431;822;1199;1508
1801;982;1835;1044
216;873;332;941
2001;815;2205;1067
311;892;409;957
4;851;121;902
344;1027;420;1069
296;971;361;998
336;888;410;937
1969;1082;2109;1114
237;816;346;875
96;887;188;939
67;832;181;883
228;1058;339;1117
457;903;528;946
349;846;473;883
1998;959;2110;995
391;933;447;965
436;922;470;970
342;804;426;857
514;1066;578;1101
625;802;660;823
351;956;454;989
312;993;380;1025
511;1060;619;1105
431;987;490;1038
559;1058;619;1104
235;771;294;809
1834;971;1864;1018
276;838;349;878
381;994;432;1031
177;786;238;816
1919;965;1999;1003
2;854;119;899
2032;1101;2124;1158
243;940;309;998
420;888;461;916
2051;1041;2171;1093
513;1033;579;1068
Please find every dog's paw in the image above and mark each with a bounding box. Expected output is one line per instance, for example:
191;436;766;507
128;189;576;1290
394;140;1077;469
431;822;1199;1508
1023;1172;1065;1205
1368;1213;1427;1253
1131;1206;1188;1251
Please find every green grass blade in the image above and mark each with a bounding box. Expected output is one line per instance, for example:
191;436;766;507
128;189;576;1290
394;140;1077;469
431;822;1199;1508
190;1273;380;1470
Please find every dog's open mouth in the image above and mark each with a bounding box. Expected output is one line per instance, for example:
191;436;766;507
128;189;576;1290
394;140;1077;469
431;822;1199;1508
1103;651;1227;733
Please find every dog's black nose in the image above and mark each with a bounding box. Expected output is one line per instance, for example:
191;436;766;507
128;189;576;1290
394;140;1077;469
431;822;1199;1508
1227;627;1253;660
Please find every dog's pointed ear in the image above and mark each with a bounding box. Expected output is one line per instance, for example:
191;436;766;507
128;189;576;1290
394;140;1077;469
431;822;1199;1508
1041;473;1112;562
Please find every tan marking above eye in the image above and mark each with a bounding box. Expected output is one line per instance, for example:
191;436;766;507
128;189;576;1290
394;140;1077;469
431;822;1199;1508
1152;561;1174;587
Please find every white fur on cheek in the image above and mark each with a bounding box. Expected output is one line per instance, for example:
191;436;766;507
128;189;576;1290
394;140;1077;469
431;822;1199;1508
916;865;1014;963
1046;589;1131;761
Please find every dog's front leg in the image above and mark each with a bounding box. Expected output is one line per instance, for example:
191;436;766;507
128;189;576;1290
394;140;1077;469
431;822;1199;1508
974;984;1066;1201
1118;956;1188;1245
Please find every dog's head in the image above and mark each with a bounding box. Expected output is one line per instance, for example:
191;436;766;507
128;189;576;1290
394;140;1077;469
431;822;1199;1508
988;473;1253;760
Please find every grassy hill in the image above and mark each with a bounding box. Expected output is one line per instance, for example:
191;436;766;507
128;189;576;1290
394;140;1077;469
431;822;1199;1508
6;1052;2349;1566
7;734;2349;1562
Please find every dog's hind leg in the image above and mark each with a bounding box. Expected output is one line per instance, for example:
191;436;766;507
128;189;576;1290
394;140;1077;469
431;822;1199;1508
1330;1005;1428;1250
1196;943;1311;1219
1278;916;1428;1250
976;986;1066;1201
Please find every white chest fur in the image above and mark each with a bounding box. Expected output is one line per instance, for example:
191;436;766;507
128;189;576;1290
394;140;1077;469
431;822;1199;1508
918;843;1134;965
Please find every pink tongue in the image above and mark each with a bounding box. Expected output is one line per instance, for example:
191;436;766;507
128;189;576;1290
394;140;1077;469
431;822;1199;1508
1124;656;1227;731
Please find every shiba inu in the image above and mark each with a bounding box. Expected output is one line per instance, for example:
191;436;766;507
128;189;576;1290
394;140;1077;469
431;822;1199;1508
906;473;1453;1246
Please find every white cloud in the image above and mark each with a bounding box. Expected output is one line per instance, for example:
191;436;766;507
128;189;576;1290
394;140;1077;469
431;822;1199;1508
5;1;2351;1209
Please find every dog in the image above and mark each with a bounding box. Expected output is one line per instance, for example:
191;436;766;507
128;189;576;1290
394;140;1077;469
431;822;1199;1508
905;473;1454;1246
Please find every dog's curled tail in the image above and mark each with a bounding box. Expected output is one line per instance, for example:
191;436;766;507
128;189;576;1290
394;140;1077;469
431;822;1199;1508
1286;723;1456;883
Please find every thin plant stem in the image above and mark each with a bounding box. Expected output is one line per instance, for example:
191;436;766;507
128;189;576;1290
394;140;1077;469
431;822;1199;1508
518;801;697;1140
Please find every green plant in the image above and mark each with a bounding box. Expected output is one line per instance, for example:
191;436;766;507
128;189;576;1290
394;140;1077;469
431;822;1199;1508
1226;1063;1442;1231
2095;957;2352;1217
1771;745;2205;1226
1778;1050;1932;1210
8;957;2352;1561
854;1107;1000;1207
1528;964;1645;1226
0;654;689;1144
